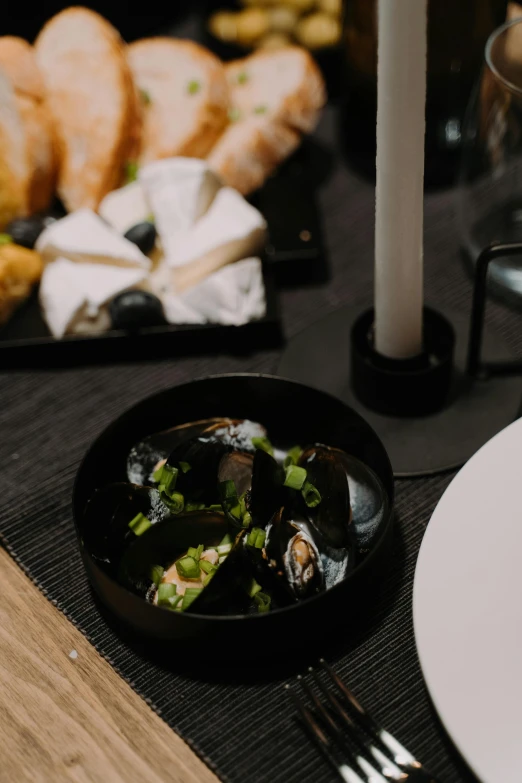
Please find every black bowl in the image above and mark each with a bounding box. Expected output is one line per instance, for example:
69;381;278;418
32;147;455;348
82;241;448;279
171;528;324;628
73;374;394;659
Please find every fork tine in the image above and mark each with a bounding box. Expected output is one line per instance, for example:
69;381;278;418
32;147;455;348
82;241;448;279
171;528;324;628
309;668;406;782
298;676;357;764
320;660;417;769
285;685;367;783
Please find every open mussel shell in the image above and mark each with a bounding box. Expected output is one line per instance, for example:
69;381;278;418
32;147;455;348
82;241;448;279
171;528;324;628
81;482;174;569
118;510;231;600
126;418;228;485
249;448;286;528
298;444;352;549
263;508;325;600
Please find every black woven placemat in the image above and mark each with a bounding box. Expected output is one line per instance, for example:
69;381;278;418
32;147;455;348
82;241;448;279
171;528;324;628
1;103;521;782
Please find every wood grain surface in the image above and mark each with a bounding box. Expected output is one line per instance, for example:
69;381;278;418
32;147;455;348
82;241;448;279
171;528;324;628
0;547;218;783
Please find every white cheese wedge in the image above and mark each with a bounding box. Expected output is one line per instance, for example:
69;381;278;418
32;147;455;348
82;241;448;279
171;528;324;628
40;257;147;338
162;257;266;326
168;187;267;293
139;157;221;259
35;209;151;270
98;182;150;234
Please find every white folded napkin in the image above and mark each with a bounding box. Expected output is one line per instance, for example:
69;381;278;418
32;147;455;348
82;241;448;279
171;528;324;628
161;257;266;326
40;258;147;338
139;158;221;260
36;209;151;270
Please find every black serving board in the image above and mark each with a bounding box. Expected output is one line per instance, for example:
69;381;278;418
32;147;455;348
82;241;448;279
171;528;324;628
0;262;281;369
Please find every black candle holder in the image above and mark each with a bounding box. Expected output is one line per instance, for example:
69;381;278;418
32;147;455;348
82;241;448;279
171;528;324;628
278;243;522;477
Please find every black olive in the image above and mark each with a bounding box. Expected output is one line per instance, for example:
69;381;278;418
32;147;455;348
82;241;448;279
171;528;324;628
5;216;46;249
124;222;156;255
109;291;166;331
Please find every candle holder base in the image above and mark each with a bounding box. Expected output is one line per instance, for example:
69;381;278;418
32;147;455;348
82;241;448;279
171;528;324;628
277;305;521;477
351;308;455;417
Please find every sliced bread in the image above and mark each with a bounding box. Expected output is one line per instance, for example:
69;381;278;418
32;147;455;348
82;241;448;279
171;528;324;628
34;7;141;213
0;69;28;227
127;38;230;165
207;114;300;194
225;46;326;133
0;36;57;215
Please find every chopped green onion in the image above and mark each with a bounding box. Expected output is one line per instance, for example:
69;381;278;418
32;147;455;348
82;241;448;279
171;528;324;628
157;583;177;605
241;511;253;529
206;504;223;512
200;560;216;575
246;527;266;549
254;591;271;612
228;107;241;122
160;490;184;514
187;80;201;94
254;529;265;549
251;436;274;456
128;512;151;536
179;461;191;474
219;533;233;546
158;464;179;495
219;479;242;522
203;572;214;587
176;556;200;579
185;501;205;511
187;544;205;561
245;577;263;598
152;463;165;483
0;233;12;246
150;564;164;587
284;464;307;490
237;71;249;84
302;480;321;508
124;160;138;183
218;555;227;565
284;446;302;467
253;104;267;114
182;587;202;610
167;595;182;610
216;543;232;555
140;88;151;105
146;212;155;224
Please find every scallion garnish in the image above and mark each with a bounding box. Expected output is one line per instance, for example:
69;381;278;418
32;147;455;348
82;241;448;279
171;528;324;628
245;577;263;598
207;504;223;512
179;461;191;473
219;479;242;523
200;560;216;575
203;572;215;587
167;595;182;610
182;587;202;610
152;463;165;483
218;555;227;565
160;490;184;514
302;480;322;508
247;527;266;549
237;71;248;84
241;511;253;528
158;464;179;495
157;583;177;605
216;543;232;555
150;564;164;587
124;160;138;184
254;591;271;612
187;80;201;95
219;533;233;546
140;88;151;105
0;233;12;246
251;436;274;456
187;544;205;561
284;464;307;490
176;556;200;579
253;104;267;114
284;446;302;467
228;107;241;122
128;512;151;536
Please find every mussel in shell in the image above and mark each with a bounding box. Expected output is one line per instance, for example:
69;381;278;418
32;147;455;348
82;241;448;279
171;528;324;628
298;444;352;549
263;508;324;599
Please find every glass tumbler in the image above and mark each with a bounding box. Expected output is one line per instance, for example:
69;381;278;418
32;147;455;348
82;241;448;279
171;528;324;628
458;16;522;299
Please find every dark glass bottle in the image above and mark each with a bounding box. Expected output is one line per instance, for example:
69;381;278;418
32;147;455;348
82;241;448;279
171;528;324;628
340;0;508;188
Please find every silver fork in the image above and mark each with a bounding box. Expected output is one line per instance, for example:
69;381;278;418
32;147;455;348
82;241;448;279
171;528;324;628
286;659;441;783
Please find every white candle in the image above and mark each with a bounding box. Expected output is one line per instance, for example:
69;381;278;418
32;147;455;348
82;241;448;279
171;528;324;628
374;0;427;359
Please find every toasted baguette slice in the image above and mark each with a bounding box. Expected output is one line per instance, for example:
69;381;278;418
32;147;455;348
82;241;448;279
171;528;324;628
34;7;141;213
226;47;325;133
207;115;300;195
0;37;57;215
0;69;28;227
0;243;43;325
128;38;230;165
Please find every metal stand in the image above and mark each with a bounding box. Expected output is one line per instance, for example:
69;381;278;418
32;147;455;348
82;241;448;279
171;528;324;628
278;244;522;478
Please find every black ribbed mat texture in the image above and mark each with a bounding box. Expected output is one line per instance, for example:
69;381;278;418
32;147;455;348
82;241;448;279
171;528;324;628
1;101;520;783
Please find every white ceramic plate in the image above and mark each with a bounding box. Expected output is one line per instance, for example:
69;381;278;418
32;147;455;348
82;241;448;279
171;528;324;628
413;416;522;783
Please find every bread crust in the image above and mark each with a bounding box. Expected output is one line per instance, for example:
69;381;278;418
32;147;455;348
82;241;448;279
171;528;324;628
0;36;57;215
